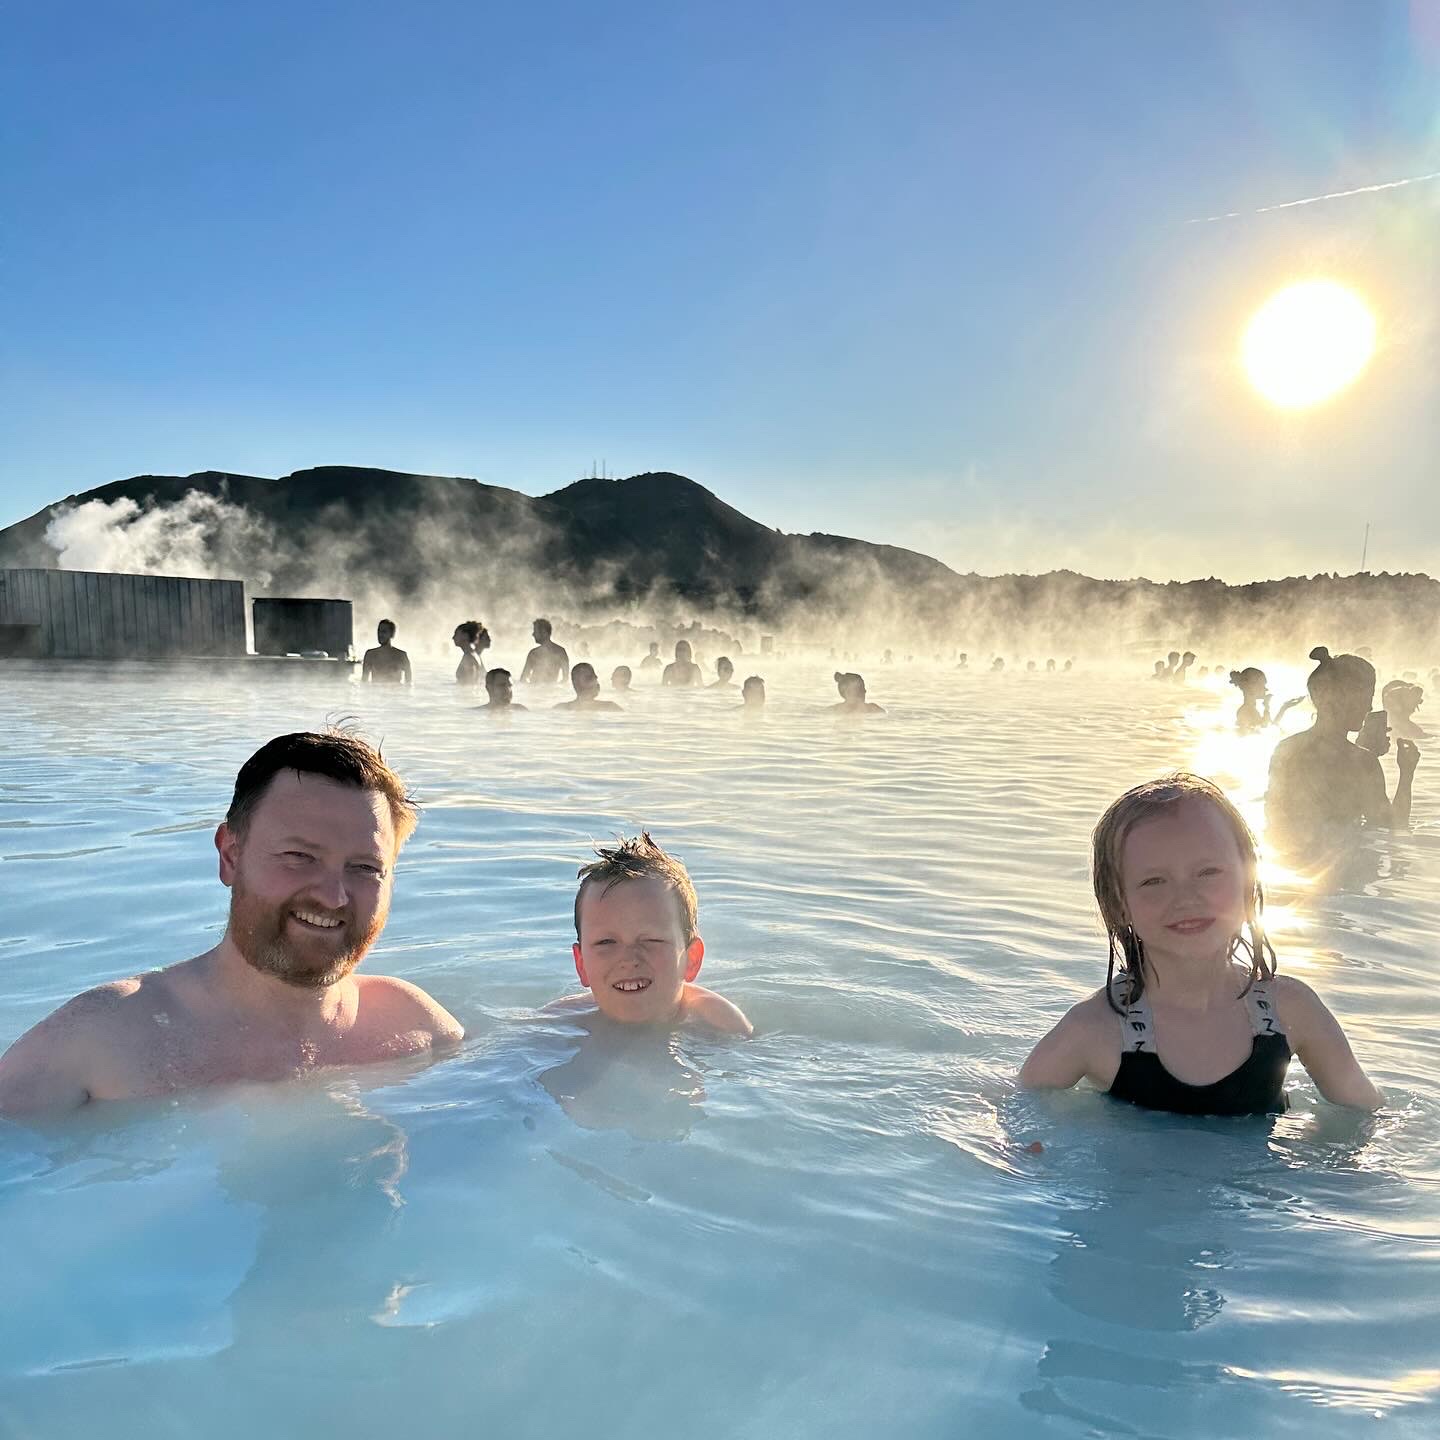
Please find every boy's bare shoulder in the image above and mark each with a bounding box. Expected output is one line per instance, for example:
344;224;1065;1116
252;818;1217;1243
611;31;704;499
683;984;754;1037
541;992;596;1015
356;975;465;1046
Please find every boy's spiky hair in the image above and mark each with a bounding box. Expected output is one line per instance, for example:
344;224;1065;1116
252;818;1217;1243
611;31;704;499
573;832;698;942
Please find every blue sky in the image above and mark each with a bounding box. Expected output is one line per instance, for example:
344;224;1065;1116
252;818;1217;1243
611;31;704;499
3;1;1436;581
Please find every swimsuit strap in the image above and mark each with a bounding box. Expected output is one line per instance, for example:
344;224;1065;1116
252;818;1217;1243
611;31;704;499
1242;978;1285;1039
1112;976;1156;1054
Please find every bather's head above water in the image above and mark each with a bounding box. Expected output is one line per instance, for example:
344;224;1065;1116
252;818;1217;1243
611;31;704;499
221;732;419;990
572;833;702;1025
1306;646;1376;734
1091;773;1269;1006
741;675;765;710
610;665;632;691
485;667;515;707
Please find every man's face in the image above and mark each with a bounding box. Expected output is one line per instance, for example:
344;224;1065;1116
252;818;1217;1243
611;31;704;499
573;877;702;1024
217;771;396;989
377;623;395;644
533;621;548;644
488;673;513;705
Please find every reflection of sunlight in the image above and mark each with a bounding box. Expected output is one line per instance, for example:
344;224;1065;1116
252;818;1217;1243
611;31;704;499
1224;1363;1440;1413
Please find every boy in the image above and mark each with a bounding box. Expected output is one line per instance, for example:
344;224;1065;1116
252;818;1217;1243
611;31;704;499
562;833;751;1035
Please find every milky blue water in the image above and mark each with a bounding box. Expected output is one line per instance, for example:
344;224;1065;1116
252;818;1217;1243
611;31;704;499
1;660;1437;1438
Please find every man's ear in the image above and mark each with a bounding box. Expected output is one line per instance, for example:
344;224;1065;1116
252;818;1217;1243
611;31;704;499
216;823;240;887
683;935;705;983
572;942;590;987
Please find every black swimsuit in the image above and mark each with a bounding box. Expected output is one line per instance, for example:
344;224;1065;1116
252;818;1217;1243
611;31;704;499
1107;978;1291;1116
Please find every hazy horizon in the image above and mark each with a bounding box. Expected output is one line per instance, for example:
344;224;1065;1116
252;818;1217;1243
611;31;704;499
3;3;1436;584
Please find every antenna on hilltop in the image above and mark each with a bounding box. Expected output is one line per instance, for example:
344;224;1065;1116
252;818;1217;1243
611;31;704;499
1360;521;1370;573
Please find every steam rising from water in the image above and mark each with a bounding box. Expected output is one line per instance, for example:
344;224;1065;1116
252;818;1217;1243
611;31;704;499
34;485;1440;670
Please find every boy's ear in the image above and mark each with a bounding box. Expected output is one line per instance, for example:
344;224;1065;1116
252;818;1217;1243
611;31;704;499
683;935;704;983
572;942;589;987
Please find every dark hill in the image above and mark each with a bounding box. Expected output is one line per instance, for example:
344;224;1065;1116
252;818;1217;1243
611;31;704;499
1;466;1436;655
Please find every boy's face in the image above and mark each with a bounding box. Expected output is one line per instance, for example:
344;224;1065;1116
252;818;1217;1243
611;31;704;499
573;876;703;1024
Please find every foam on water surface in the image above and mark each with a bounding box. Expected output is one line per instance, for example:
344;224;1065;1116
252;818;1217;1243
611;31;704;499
1;662;1437;1438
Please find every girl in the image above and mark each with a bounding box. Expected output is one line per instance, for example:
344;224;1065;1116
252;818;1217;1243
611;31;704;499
1020;774;1381;1114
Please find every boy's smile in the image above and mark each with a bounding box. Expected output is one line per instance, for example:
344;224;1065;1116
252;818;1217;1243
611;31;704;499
573;876;704;1023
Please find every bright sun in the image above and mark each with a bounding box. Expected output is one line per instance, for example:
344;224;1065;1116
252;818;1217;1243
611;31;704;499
1241;279;1376;409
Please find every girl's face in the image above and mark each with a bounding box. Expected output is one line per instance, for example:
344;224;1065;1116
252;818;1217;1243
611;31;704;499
1120;798;1250;966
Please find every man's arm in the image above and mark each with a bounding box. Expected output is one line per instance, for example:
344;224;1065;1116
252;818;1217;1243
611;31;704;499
0;983;139;1116
361;650;375;682
555;646;570;682
400;651;412;684
360;977;465;1051
520;647;539;684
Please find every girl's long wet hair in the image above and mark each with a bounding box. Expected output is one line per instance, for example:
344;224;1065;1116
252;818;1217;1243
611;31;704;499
1093;773;1276;1014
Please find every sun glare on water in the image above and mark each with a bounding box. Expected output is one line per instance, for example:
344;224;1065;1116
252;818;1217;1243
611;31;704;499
1241;280;1376;409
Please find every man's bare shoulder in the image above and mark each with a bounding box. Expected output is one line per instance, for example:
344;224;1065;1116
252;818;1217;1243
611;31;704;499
0;973;172;1114
356;975;464;1047
682;984;753;1037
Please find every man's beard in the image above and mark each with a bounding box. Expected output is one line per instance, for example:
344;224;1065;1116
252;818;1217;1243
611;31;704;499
228;882;387;990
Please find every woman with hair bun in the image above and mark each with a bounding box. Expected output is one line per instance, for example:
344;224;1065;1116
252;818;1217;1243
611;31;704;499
452;620;490;686
831;672;884;715
1266;646;1419;855
1229;666;1304;734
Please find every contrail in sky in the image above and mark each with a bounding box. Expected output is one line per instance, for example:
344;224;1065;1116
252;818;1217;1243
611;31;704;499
1187;169;1440;223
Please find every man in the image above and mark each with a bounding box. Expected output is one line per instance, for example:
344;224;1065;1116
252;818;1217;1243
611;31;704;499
0;732;463;1115
361;618;412;684
520;618;569;685
480;667;526;713
554;662;621;712
662;640;702;687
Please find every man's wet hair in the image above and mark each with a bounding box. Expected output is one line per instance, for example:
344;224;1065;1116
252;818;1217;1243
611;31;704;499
225;730;419;847
378;618;396;635
573;832;698;943
455;620;486;646
486;667;512;688
534;617;553;640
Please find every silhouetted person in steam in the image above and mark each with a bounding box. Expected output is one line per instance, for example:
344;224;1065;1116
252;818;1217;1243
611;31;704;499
740;675;766;720
709;656;736;689
1175;650;1196;685
640;642;662;673
453;621;489;686
1229;667;1303;734
957;653;969;670
831;672;884;716
1267;646;1419;858
663;641;702;688
521;618;569;686
362;619;411;685
480;667;525;713
610;665;633;693
1382;679;1426;739
1046;658;1056;673
556;663;621;712
1151;659;1168;680
991;657;1005;673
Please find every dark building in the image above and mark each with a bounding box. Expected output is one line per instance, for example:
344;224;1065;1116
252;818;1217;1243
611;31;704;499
0;568;246;659
251;597;354;659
